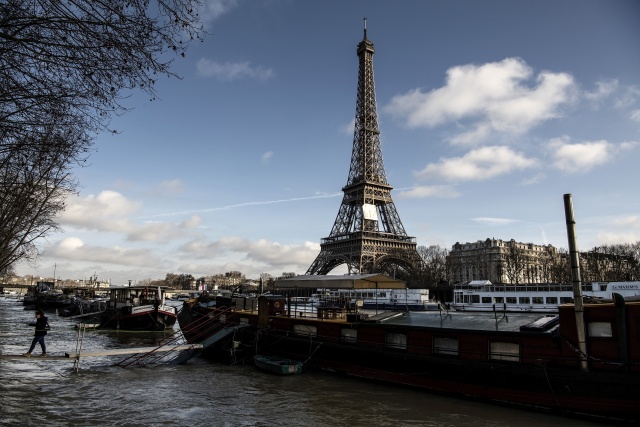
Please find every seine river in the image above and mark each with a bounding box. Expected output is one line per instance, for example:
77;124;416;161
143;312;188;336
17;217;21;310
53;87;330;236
0;298;610;427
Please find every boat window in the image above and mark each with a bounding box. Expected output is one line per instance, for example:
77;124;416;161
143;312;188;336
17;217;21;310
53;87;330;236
519;297;530;304
341;328;357;343
587;322;612;337
471;295;480;303
506;297;516;304
433;337;458;356
560;297;573;304
293;324;317;337
482;297;491;304
489;342;520;362
532;297;543;304
546;297;558;304
494;297;504;304
386;333;407;350
239;317;250;325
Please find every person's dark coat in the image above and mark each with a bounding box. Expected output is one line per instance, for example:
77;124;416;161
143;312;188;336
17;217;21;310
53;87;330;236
34;315;49;336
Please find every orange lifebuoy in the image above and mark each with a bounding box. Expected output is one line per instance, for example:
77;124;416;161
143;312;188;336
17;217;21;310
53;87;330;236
274;302;281;308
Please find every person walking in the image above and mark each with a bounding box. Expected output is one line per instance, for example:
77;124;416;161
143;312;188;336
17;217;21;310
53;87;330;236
23;310;50;357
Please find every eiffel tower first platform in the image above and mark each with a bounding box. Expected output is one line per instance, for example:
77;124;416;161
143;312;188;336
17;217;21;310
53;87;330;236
306;21;423;283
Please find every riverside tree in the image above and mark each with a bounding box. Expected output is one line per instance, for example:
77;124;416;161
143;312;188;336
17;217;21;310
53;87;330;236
0;0;205;272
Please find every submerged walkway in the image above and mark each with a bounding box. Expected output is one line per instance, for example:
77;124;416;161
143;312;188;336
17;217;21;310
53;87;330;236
0;344;203;362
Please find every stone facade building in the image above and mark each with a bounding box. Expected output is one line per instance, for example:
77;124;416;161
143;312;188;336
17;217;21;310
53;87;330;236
448;238;559;284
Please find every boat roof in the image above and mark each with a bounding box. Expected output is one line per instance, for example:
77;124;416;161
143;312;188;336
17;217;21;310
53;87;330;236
468;280;492;287
108;285;174;291
274;274;406;290
384;311;558;333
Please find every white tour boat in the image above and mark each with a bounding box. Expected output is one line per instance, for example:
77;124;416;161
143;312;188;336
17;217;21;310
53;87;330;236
310;288;435;311
450;280;640;312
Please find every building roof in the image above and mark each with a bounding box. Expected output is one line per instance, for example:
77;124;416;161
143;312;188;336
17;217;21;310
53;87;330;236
274;274;406;290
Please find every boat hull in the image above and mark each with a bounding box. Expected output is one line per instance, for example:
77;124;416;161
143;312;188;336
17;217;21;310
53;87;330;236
235;322;638;423
100;306;177;331
249;328;638;420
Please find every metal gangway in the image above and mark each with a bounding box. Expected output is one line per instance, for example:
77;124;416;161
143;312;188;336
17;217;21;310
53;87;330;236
115;306;247;368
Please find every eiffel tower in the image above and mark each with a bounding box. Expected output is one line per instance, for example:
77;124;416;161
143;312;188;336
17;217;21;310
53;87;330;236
306;20;423;282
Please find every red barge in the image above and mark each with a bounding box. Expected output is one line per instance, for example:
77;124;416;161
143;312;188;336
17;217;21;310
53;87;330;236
178;276;640;425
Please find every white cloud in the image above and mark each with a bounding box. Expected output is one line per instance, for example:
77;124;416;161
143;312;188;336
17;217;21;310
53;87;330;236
584;79;618;102
179;236;318;268
339;118;355;135
416;146;538;182
59;190;140;230
385;57;575;145
613;85;640;109
613;215;640;228
521;172;546;186
201;0;239;26
150;192;342;218
546;137;615;173
46;238;162;267
261;151;274;163
130;216;201;242
196;58;274;81
157;179;185;194
595;231;640;245
397;185;460;199
59;191;200;242
145;179;185;197
588;214;640;247
471;217;519;226
630;109;640;123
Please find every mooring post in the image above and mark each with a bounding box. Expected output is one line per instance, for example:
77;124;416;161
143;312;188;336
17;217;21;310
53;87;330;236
563;193;588;372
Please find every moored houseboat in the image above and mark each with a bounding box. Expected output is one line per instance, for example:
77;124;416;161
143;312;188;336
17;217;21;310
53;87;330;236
178;274;640;424
451;280;640;312
100;285;176;331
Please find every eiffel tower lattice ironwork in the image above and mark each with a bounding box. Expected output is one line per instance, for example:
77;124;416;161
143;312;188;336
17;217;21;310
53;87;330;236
306;21;423;281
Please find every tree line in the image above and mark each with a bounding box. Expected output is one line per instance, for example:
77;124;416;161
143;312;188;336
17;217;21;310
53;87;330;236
416;241;640;287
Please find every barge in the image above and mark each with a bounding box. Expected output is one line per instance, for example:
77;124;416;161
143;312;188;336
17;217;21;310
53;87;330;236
178;275;640;424
100;285;176;331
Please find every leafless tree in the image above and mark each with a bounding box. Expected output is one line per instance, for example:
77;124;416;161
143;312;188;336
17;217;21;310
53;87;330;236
0;115;84;272
581;243;639;282
502;242;528;284
538;246;558;283
0;0;205;271
417;245;449;286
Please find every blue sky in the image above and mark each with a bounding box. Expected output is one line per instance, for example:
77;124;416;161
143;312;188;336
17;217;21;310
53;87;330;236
16;0;640;285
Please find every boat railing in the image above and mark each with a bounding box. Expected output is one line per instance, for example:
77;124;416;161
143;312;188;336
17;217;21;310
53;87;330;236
116;307;237;368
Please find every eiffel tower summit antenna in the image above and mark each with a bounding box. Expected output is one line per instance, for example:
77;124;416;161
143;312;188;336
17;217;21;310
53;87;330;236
306;21;423;283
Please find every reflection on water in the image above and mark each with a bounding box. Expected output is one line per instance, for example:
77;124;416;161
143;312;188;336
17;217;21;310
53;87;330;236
0;299;605;427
